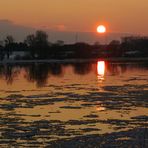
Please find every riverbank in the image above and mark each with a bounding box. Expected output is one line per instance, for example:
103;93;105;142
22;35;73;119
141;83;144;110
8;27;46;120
0;57;148;64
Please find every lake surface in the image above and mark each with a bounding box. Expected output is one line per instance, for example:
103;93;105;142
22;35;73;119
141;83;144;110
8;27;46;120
0;61;148;147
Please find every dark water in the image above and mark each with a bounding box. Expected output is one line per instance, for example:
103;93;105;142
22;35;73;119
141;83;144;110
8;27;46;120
0;61;148;147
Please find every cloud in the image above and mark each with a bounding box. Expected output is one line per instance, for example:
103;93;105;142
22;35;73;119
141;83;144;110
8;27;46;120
0;20;35;41
56;25;67;31
0;19;13;24
45;24;67;32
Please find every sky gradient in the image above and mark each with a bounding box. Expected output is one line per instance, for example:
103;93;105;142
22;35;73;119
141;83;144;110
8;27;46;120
0;0;148;34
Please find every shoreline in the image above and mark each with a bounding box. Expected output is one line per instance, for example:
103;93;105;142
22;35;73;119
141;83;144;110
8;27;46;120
0;57;148;64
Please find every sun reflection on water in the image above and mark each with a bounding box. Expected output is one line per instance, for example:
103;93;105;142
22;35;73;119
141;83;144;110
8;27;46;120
97;61;105;81
96;106;106;111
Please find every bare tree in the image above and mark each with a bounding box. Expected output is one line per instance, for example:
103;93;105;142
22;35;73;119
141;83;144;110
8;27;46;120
4;35;15;59
24;34;36;47
5;35;14;45
24;30;49;58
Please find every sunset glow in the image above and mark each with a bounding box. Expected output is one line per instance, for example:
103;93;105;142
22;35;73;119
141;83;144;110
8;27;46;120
0;1;148;34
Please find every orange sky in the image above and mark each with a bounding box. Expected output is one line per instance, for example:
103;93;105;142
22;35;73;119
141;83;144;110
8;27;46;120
0;0;148;34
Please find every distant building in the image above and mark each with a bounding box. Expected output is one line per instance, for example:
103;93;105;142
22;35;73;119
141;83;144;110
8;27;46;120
4;51;30;60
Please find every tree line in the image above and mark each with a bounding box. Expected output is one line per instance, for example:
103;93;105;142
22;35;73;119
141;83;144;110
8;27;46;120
0;30;148;60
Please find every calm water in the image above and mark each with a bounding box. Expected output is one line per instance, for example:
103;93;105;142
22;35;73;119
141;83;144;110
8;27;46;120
0;61;148;147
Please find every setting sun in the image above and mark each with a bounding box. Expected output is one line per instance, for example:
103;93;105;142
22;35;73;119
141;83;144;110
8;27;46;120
97;25;106;33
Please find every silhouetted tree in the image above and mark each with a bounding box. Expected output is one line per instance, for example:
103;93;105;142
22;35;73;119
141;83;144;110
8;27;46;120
0;45;4;60
55;40;64;46
35;30;49;58
24;30;49;58
24;34;36;57
121;36;148;57
108;40;121;57
94;41;100;47
5;36;14;45
24;34;36;46
74;42;92;58
4;35;15;59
